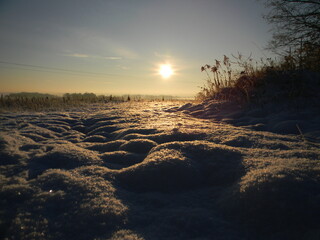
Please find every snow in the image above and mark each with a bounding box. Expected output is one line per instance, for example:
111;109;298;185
0;101;319;239
179;99;320;142
119;139;157;154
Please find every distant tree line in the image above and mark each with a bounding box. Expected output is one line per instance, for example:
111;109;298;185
0;92;178;112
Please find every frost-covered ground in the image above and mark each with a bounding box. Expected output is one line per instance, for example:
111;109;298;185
1;101;319;240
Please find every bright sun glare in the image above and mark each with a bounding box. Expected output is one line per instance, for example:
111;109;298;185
159;64;173;78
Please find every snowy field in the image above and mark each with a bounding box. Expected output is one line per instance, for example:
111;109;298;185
1;101;319;240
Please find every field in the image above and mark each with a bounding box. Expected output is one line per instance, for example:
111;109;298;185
1;101;320;240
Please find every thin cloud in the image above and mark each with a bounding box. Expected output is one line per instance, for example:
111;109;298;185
63;53;122;60
102;56;122;60
65;53;90;58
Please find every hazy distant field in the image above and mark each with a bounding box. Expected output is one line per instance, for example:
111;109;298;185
1;101;320;240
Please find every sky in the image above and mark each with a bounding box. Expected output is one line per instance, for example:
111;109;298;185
0;0;273;96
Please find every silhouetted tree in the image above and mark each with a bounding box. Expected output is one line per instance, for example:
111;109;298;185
264;0;320;49
263;0;320;70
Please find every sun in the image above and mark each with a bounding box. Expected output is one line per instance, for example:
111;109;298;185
159;64;173;78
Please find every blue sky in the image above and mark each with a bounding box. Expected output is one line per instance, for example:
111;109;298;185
0;0;273;96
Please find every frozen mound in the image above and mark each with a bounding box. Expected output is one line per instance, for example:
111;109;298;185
119;139;157;154
72;123;86;133
86;140;128;152
87;125;120;136
2;169;127;240
101;151;145;169
28;143;102;178
35;122;71;133
83;134;107;142
0;133;34;165
116;148;200;192
121;130;207;144
219;157;320;236
216;129;293;150
19;123;58;140
112;128;158;140
177;101;242;120
175;95;320;139
107;230;143;240
82;116;120;129
74;166;114;179
85;119;120;132
221;133;255;148
0;182;35;206
116;141;243;192
60;129;85;143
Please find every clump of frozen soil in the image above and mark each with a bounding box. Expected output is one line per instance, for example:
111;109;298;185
116;141;243;192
